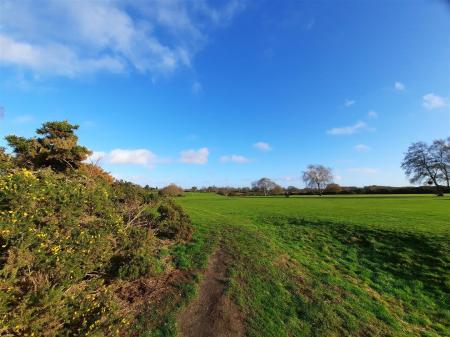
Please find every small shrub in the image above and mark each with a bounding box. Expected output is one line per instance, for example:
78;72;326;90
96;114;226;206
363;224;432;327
159;184;184;197
109;228;162;280
156;200;192;240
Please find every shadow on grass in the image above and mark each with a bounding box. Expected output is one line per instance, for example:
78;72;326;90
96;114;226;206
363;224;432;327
267;216;449;299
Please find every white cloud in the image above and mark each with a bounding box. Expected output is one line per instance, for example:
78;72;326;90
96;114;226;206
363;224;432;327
109;149;157;165
220;155;251;163
368;110;378;119
423;93;447;110
354;144;370;152
344;99;355;107
394;81;405;91
327;121;368;135
0;107;5;119
85;149;163;167
253;142;272;152
180;147;209;164
86;151;107;163
0;35;124;77
0;0;244;78
348;167;378;175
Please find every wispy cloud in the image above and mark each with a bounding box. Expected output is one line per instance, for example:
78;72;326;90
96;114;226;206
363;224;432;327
0;106;4;119
368;110;378;119
180;147;209;164
394;81;405;91
423;93;447;110
344;99;355;107
253;142;272;152
0;1;244;78
354;144;370;152
0;35;124;77
220;155;251;163
348;167;378;175
327;121;368;135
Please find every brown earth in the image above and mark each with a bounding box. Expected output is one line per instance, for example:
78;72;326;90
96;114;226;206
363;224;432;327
176;248;245;337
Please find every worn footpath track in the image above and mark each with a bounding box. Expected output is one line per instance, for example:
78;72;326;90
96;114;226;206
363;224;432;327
176;248;244;337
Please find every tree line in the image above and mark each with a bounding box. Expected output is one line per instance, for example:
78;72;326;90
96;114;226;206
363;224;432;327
183;138;450;197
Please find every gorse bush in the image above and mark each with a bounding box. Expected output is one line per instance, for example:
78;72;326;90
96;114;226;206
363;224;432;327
0;121;193;336
156;200;192;240
0;168;127;336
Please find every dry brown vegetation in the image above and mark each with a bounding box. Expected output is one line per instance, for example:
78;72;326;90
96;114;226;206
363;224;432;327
160;184;185;197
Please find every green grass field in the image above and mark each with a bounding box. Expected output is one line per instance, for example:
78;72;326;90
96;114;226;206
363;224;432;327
174;193;450;337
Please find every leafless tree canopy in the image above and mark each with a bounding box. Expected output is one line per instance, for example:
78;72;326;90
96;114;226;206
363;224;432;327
302;165;333;195
251;177;279;196
401;138;450;188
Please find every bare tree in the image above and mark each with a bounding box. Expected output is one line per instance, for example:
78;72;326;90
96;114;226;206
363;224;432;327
302;165;333;195
401;141;448;192
251;177;278;196
430;138;450;187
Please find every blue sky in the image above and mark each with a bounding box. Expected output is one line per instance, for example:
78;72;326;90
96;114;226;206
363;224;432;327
0;0;449;188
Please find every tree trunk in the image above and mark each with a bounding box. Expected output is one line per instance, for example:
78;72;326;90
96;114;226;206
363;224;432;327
425;165;443;196
433;180;444;196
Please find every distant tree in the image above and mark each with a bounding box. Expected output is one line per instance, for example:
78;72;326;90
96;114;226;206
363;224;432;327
430;138;450;187
271;185;285;195
251;177;278;196
5;120;91;172
159;184;185;197
302;165;333;195
325;183;342;194
401;140;450;194
287;186;301;194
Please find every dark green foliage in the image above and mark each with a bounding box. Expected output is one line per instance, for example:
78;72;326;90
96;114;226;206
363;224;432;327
5;120;91;172
156;200;193;240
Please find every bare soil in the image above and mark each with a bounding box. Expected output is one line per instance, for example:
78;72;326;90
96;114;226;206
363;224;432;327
176;248;245;337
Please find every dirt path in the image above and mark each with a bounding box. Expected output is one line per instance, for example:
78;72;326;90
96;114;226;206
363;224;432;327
176;248;245;337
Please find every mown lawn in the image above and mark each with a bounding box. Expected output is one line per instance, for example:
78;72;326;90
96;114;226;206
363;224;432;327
175;193;450;337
